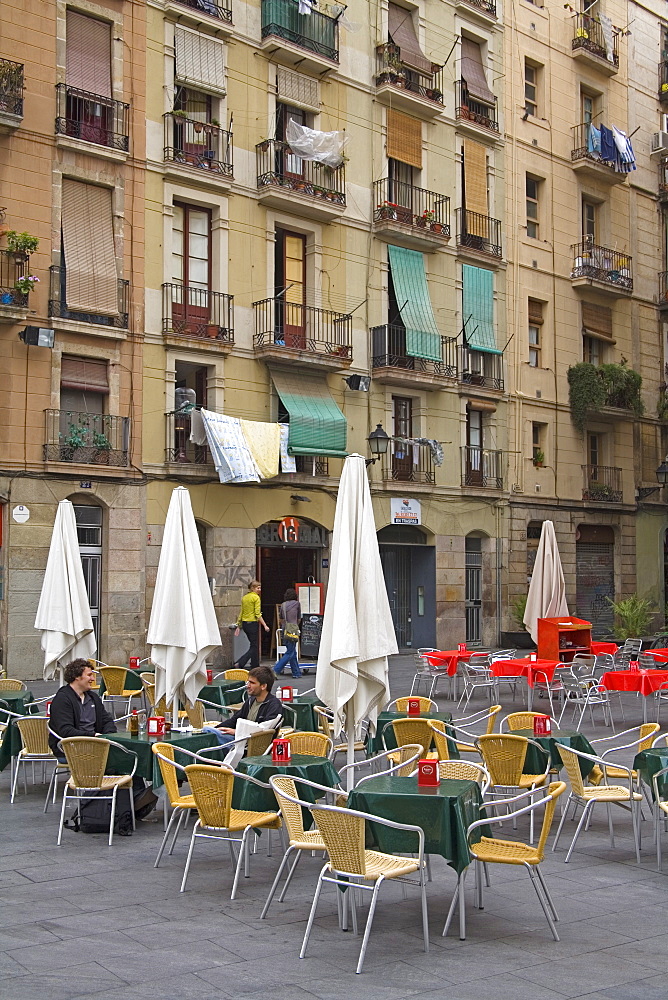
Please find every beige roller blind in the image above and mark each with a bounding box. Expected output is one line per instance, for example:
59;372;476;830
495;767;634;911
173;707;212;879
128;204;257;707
388;3;432;75
582;302;613;340
61;180;118;316
66;11;112;97
386;109;422;168
528;299;544;325
60;357;110;393
460;37;495;105
463;139;488;216
277;67;320;111
175;26;225;93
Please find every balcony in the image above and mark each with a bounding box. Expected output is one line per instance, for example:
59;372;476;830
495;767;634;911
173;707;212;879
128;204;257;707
461;447;503;489
455;82;499;137
582;464;622;503
372;179;450;251
49;265;129;329
253;298;352;372
570;241;632;295
55;84;129;152
44;410;130;467
456;208;502;259
459;347;504;391
659;157;668;202
571;14;619;74
375;44;444;120
275;455;330;479
164;114;233;183
571;123;627;185
382;443;435;485
659;62;668;103
166;0;233;26
0;250;29;324
162;283;234;349
658;272;668;311
165;412;212;467
0;58;24;132
371;324;457;389
256;139;345;221
260;0;339;72
454;0;496;23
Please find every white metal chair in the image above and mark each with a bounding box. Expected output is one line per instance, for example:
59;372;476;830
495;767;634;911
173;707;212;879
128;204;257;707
457;658;498;710
559;673;614;729
651;764;668;870
489;650;522;701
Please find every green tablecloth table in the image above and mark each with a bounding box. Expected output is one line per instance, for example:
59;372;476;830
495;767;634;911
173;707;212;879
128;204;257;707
233;753;340;812
99;730;226;787
282;695;324;732
0;690;35;714
348;775;488;873
0;693;38;772
633;747;668;799
512;729;596;778
368;711;456;758
199;680;247;711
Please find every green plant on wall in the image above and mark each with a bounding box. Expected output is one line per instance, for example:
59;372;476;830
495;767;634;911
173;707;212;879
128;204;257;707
510;594;528;630
567;361;644;432
606;595;656;641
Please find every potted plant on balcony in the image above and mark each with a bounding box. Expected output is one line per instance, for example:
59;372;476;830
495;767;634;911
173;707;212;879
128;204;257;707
14;274;39;296
60;422;89;462
172;109;188;119
417;209;435;229
4;230;39;262
205;323;220;339
92;430;112;464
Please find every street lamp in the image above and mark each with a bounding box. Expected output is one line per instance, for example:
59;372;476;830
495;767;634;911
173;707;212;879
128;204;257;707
366;423;390;466
637;458;668;499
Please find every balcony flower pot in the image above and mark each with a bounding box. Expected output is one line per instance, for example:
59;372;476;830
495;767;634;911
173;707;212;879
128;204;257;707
205;324;220;338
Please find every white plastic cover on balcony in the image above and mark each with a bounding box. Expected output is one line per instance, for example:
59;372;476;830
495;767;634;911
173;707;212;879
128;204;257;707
285;119;347;168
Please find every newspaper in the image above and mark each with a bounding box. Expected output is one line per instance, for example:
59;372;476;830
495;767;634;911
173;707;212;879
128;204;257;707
220;715;282;769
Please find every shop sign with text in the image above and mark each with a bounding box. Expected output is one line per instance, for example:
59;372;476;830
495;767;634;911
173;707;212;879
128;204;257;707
390;498;421;525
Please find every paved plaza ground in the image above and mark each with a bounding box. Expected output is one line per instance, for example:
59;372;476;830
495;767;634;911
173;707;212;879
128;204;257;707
1;654;667;1000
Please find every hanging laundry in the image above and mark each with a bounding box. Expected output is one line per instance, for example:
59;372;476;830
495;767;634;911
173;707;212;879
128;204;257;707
200;410;260;484
298;0;313;14
279;424;297;473
611;125;636;173
240;419;281;479
586;124;601;158
189;408;207;446
393;436;444;467
598;14;615;63
600;125;616;166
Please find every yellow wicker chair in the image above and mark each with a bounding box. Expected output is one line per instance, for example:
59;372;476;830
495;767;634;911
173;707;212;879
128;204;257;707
444;781;566;942
10;716;68;809
56;736;137;846
286;731;333;757
184;700;206;730
313;705;366;760
501;712;559;733
247;729;277;756
0;678;26;692
151;742;197;867
181;763;280;897
338;745;425;794
451;705;502;754
588;723;660;787
437;759;491;790
387;696;438;713
261;774;328;918
385;718;435;759
552;743;642;863
475;734;550;843
223;669;249;681
98;666;143;716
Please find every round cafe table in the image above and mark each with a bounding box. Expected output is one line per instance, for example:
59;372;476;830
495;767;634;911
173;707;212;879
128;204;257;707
633;746;668;800
490;659;560;710
233;753;341;812
511;728;596;778
600;669;668;721
367;711;456;757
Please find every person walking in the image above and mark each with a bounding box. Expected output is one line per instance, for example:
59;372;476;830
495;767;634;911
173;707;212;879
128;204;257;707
235;580;269;669
274;587;302;678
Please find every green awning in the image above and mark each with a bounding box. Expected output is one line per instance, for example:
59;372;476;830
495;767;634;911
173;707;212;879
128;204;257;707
387;245;441;362
271;371;348;457
462;264;501;354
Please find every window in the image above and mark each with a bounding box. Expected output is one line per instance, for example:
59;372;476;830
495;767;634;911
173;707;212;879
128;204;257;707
60;357;109;415
61;180;118;317
528;299;543;367
582;198;596;240
74;505;102;651
532;422;545;463
174;26;225;95
66;11;111;98
581;91;595;125
524;61;537;117
588;432;600;469
170;204;211;335
392;396;414;481
388;157;415;214
583;334;602;365
526;176;539;238
274;229;306;348
174;86;211;122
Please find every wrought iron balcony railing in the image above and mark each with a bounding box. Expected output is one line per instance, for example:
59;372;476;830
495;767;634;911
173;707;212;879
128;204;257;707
49;264;129;328
253;297;352;359
162;283;234;343
582;464;622;502
371;324;457;378
659;271;668;308
456;208;502;258
375;43;444;105
382;442;435;484
261;0;339;62
373;178;450;237
571;240;633;291
572;14;619;66
455;81;498;132
166;411;212;465
461;446;503;488
0;58;24;117
661;62;668;102
571;122;619;170
0;250;28;309
456;0;496;17
659;157;668;200
164;114;233;175
256;139;345;204
172;0;232;22
55;84;129;151
44;409;130;466
459;347;504;390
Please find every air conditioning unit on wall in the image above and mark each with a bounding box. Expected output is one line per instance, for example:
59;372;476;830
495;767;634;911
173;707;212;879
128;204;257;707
651;131;668;155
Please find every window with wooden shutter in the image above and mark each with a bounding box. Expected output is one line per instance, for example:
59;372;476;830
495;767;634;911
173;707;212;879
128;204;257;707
528;299;544;325
387;3;432;75
61;357;110;394
463;139;488;216
276;67;320;112
460;38;494;105
66;11;112;97
61;180;118;316
386;109;422;169
175;27;225;94
581;302;614;340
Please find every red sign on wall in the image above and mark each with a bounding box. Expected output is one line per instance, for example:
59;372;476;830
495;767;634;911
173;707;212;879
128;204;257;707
278;517;300;543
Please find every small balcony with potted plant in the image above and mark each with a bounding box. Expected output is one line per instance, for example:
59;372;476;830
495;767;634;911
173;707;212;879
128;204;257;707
375;43;444;119
571;13;619;75
162;283;234;351
371;323;458;390
256;138;345;221
0;230;39;324
55;84;130;154
163;113;233;187
581;464;623;503
567;361;643;430
570;240;632;295
44;410;130;468
260;0;339;73
253;296;352;372
455;81;499;138
0;58;24;133
372;178;450;251
571;123;627;185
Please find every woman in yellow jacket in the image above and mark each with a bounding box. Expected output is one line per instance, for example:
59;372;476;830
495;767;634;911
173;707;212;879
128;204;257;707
235;580;269;668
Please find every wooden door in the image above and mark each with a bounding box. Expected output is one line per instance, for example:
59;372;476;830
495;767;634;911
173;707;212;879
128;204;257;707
392;396;413;480
281;232;306;349
466;408;483;485
172;204;211;335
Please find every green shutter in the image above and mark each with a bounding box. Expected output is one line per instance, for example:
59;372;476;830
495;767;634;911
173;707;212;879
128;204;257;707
387;245;441;362
462;264;500;354
271;371;348;457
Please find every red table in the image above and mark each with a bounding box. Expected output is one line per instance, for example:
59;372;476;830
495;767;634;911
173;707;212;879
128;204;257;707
490;659;561;709
645;649;668;664
424;650;474;677
590;641;618;656
600;669;668;721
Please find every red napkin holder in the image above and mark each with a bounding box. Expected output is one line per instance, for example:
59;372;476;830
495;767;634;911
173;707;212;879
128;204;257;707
147;716;166;737
206;668;213;683
407;698;422;716
129;657;140;670
533;715;551;736
458;643;467;653
45;700;51;717
279;686;295;702
272;738;292;762
417;759;440;786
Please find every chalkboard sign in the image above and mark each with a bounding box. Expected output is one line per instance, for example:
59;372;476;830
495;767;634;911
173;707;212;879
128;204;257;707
300;613;324;659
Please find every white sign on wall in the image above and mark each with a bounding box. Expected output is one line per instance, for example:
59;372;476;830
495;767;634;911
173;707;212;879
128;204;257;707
390;498;421;525
12;505;30;523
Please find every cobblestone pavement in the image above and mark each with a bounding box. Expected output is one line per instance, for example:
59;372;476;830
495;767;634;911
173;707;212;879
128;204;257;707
1;654;666;1000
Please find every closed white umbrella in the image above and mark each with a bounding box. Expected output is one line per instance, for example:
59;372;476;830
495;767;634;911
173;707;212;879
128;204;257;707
523;520;569;644
316;454;398;788
148;487;220;714
35;499;96;682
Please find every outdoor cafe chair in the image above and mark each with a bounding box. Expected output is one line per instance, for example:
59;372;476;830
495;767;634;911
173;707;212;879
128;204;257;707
444;782;566;943
589;723;659;792
427;720;454;760
410;648;446;698
286;731;332;758
221;668;250;681
552;744;642;863
98;666;143;717
183;700;207;729
638;652;659;670
475;734;551;843
181;763;281;898
501;712;560;733
531;669;567;718
152;743;197;866
0;678;27;692
458;659;499;710
313;705;366;761
437;759;491;793
652;731;668;747
655;681;668;725
622;638;643;656
383;717;434;760
449;705;502;754
338;745;424;791
559;673;614;730
651;764;668;870
387;695;440;713
56;736;138;847
11;716;68;810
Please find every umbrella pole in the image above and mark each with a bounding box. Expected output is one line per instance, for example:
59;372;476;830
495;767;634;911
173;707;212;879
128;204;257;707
172;695;179;732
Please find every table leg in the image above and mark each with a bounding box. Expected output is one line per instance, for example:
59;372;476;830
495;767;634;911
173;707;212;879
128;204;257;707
643;695;648;724
527;682;533;712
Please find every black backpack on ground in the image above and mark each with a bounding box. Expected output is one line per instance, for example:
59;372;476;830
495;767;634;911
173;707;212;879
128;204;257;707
65;780;158;836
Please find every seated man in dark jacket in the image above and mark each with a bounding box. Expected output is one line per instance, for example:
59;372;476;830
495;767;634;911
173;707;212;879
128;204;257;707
48;658;117;756
205;666;283;746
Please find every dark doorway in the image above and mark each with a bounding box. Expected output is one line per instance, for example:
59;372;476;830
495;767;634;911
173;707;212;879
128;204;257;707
259;546;318;656
576;524;615;636
378;525;436;649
